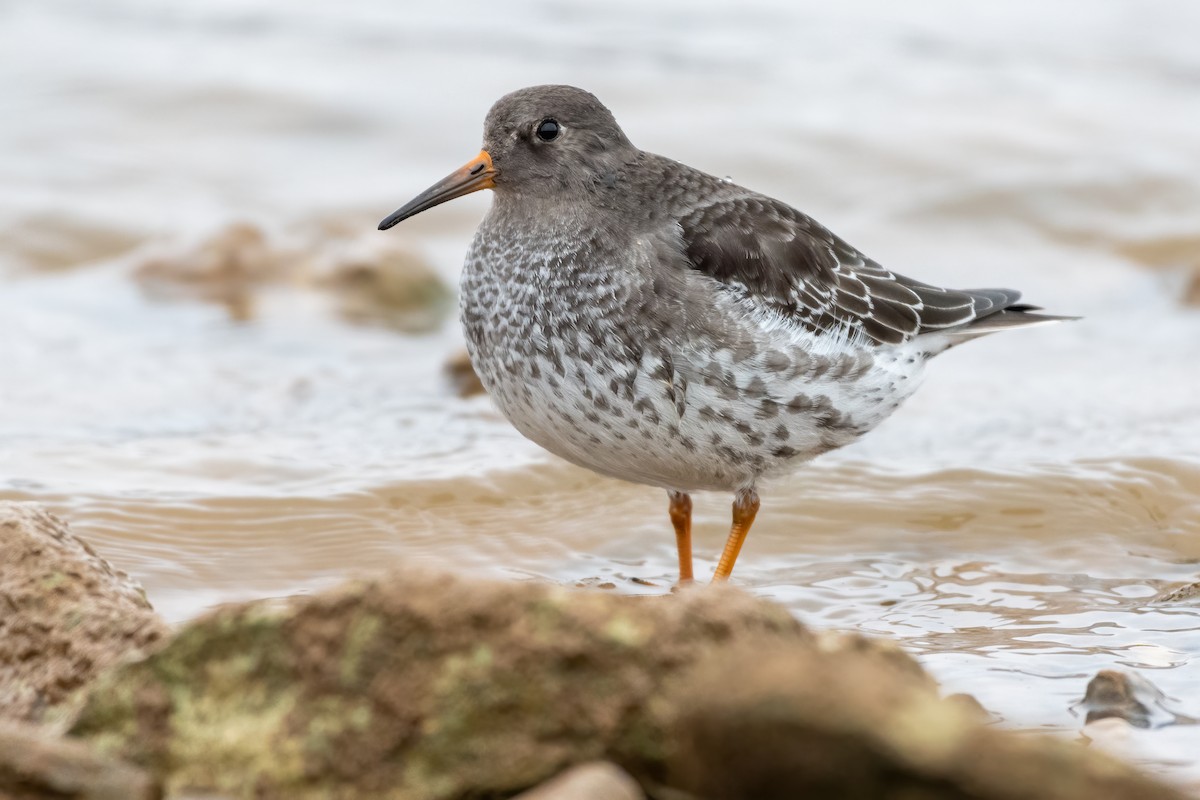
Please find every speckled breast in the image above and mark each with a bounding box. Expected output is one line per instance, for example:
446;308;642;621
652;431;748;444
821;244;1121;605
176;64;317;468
458;214;927;493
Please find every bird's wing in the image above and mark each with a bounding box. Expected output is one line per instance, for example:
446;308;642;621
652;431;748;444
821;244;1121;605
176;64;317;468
676;195;1019;346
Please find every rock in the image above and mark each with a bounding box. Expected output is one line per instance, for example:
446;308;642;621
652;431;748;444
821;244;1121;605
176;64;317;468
0;720;159;800
663;646;1188;800
132;221;452;330
1185;270;1200;306
444;349;485;398
134;222;283;321
944;692;994;723
813;628;937;690
0;502;169;724
64;572;1186;800
315;237;451;333
1073;669;1190;729
0;213;144;273
1156;580;1200;604
512;762;643;800
68;575;811;798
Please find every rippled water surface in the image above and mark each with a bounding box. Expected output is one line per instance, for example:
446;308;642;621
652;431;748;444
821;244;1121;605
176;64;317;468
3;0;1200;789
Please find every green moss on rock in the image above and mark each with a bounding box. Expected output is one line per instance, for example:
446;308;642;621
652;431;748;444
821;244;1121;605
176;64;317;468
65;573;1187;800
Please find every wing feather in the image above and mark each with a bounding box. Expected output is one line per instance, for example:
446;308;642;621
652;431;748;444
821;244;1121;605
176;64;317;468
678;195;1021;346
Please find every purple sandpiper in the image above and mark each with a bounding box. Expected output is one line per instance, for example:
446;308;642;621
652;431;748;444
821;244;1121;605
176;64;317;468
380;85;1072;583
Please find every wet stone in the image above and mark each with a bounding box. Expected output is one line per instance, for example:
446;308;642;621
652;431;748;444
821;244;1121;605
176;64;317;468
1155;579;1200;604
0;502;168;724
444;349;486;398
1073;669;1191;729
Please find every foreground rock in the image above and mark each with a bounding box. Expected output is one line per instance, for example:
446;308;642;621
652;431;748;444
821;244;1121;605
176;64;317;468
665;648;1183;800
512;762;642;800
66;572;1185;800
0;502;168;724
0;720;159;800
69;575;813;798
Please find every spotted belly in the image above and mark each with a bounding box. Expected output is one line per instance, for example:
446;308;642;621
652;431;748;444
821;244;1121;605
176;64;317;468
466;334;928;493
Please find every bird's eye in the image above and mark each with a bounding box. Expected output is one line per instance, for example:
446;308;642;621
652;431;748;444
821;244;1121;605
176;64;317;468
536;118;561;142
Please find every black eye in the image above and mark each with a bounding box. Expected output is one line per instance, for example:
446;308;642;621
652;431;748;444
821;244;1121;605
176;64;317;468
536;118;560;142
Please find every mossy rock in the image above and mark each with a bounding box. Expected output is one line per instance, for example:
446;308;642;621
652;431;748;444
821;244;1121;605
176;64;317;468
66;572;1185;800
68;575;814;798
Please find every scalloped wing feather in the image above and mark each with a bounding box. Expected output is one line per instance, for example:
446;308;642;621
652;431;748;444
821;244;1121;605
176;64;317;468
678;195;1028;347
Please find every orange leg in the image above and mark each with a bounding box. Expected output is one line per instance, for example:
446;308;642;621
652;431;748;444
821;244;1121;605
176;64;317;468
668;491;694;583
712;488;760;582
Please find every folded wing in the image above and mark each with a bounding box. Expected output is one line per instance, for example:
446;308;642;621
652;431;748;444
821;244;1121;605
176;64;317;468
677;195;1042;346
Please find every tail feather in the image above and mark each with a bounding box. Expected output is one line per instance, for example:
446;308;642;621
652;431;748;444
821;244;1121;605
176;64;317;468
948;292;1079;339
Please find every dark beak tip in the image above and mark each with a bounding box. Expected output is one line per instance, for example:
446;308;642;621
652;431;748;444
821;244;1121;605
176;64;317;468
377;210;405;231
377;151;494;234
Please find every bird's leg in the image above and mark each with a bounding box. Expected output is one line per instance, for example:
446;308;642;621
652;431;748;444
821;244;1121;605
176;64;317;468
713;488;760;582
667;490;694;583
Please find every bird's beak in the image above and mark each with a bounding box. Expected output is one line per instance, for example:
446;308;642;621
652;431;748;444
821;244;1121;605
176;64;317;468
378;150;496;230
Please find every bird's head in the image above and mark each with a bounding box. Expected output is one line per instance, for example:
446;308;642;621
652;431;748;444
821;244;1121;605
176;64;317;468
378;85;634;230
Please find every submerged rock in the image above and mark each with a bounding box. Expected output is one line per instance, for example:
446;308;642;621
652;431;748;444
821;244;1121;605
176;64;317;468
0;502;168;724
315;236;451;333
444;349;486;398
132;221;451;330
1074;669;1192;729
1185;270;1200;306
65;572;1186;800
0;213;145;273
134;222;283;321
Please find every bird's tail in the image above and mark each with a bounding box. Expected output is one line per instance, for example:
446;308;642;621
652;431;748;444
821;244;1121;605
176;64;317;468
950;302;1079;338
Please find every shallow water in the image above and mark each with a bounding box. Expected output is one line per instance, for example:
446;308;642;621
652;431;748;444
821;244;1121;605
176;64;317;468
2;0;1200;789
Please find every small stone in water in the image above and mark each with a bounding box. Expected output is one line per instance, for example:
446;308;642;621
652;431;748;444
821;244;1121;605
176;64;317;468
1073;669;1192;729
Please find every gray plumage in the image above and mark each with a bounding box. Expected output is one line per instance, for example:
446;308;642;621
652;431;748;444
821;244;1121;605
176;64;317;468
381;84;1073;580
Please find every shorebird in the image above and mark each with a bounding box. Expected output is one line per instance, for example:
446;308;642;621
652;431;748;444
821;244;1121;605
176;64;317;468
379;85;1070;583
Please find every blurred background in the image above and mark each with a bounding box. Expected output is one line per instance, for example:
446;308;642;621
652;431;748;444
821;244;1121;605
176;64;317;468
2;0;1199;786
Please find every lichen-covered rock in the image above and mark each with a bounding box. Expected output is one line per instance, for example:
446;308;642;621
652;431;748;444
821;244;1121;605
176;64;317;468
0;502;169;724
65;572;1186;800
0;720;159;800
68;574;813;798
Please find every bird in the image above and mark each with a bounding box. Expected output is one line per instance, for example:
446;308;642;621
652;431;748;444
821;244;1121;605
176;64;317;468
379;85;1072;584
